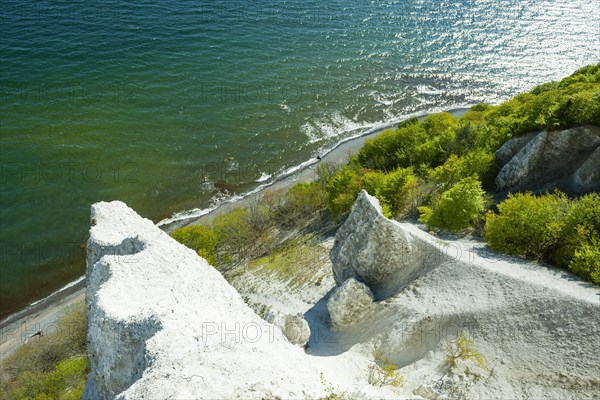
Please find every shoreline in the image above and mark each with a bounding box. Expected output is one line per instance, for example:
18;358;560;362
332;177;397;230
0;106;471;358
161;105;472;230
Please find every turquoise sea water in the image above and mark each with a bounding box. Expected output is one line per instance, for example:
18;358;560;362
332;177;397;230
1;0;599;318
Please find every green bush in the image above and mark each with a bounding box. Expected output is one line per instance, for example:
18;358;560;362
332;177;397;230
555;193;600;281
418;176;486;232
10;356;88;400
170;225;218;265
429;150;495;190
569;237;600;283
357;128;404;171
484;191;571;260
1;302;88;400
484;191;599;282
395;113;457;169
212;207;254;260
372;167;417;218
552;193;600;265
322;164;418;219
357;113;458;172
279;181;327;226
324;164;365;219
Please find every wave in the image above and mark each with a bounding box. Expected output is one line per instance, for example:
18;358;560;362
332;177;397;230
300;112;375;144
156;104;476;229
28;276;85;308
256;172;272;183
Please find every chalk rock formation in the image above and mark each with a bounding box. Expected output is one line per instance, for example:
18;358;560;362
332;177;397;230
494;125;600;194
265;312;310;347
330;190;444;299
83;201;323;399
326;278;374;328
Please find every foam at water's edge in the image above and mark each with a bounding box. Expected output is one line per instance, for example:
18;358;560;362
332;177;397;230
0;276;85;328
156;104;477;227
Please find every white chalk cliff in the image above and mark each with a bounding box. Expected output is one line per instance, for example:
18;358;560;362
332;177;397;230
83;201;328;399
84;195;600;399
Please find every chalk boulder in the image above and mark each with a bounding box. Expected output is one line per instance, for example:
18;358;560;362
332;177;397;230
265;312;311;347
326;278;374;328
329;190;443;299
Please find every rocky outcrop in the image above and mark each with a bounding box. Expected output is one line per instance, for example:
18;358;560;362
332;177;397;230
83;201;324;399
492;131;538;167
326;278;374;328
329;190;445;299
265;312;310;347
494;125;600;194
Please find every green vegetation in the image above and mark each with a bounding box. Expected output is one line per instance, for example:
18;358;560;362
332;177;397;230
171;64;600;283
437;335;492;397
171;180;329;269
418;177;487;232
0;302;88;400
279;181;328;226
485;192;600;282
170;225;218;265
212;208;255;261
444;335;486;371
367;351;405;388
248;235;328;287
319;372;351;400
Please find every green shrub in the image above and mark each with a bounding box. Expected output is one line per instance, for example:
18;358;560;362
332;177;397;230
360;170;389;215
484;191;600;282
357;128;404;171
367;351;404;387
322;164;418;219
324;164;365;219
454;108;493;153
429;150;495;190
560;90;600;127
418;177;486;232
1;302;88;400
212;207;254;260
444;335;486;370
10;356;88;400
170;225;218;265
373;167;417;218
421;112;460;135
551;193;600;266
395;113;457;169
358;113;457;172
554;193;600;281
569;237;600;283
315;162;341;187
484;191;571;260
280;181;327;226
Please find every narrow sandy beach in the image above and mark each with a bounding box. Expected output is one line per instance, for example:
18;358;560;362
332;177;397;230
0;107;470;359
0;285;84;359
